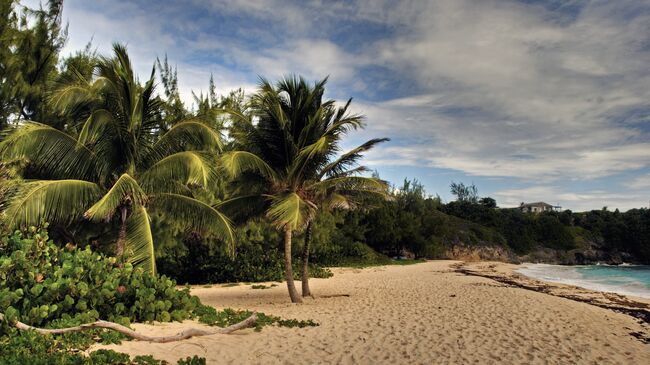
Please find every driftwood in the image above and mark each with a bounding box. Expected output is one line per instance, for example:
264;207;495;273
0;312;257;343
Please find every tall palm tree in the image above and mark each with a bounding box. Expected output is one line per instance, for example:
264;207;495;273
299;138;389;297
221;76;387;303
0;44;233;273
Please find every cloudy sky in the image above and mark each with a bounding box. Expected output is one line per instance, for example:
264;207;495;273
52;0;650;211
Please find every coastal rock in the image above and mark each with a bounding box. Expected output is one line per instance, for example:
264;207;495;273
443;244;513;262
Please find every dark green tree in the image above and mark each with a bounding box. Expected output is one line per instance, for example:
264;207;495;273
221;76;386;302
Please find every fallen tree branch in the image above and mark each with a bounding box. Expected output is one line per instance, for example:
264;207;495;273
0;312;257;343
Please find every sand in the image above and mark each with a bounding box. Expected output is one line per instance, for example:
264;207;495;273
94;261;650;364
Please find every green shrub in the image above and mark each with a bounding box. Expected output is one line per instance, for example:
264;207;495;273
0;328;207;364
0;226;200;330
195;306;318;331
0;226;317;363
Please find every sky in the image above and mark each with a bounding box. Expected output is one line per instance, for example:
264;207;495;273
45;0;650;211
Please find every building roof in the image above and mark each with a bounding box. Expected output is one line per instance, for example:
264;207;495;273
520;202;554;208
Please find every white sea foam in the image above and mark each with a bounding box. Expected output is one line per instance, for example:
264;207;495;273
516;264;650;299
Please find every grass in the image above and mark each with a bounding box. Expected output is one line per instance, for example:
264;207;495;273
251;284;278;290
221;283;241;287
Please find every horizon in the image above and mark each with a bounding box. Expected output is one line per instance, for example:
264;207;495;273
40;0;650;211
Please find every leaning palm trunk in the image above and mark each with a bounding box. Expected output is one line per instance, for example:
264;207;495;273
301;221;313;297
284;226;302;303
116;206;128;256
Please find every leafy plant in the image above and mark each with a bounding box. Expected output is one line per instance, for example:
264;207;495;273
194;306;318;332
0;44;232;274
0;225;201;329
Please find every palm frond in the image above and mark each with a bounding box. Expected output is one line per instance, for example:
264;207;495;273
140;151;216;193
84;174;147;222
324;192;354;210
149;119;223;158
287;135;332;183
150;193;235;254
266;192;316;231
48;68;97;114
0;122;98;180
78;109;116;146
220;151;278;182
215;194;272;223
3;179;102;227
308;176;388;195
318;138;389;179
124;206;156;274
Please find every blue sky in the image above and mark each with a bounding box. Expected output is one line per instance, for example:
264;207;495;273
50;0;650;211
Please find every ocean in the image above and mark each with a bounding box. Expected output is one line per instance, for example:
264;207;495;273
516;264;650;299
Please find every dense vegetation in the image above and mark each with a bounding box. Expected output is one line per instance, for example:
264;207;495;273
0;226;316;364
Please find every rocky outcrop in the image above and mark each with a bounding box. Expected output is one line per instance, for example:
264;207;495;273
518;247;637;265
443;244;514;262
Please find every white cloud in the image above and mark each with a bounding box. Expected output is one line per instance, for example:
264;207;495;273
625;174;650;190
53;0;650;210
349;0;650;184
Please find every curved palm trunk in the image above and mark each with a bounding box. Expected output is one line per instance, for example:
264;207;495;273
284;226;302;303
301;221;312;297
116;207;128;257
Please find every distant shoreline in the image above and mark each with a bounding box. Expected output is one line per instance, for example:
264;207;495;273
455;261;650;329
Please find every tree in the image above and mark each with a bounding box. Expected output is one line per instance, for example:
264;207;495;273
221;76;387;303
450;181;478;203
0;44;233;273
299;131;388;297
479;197;497;208
0;0;67;129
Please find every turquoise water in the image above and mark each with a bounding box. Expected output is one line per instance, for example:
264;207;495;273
516;264;650;299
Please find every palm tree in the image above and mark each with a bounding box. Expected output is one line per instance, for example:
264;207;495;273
299;139;388;297
221;76;387;303
0;44;233;273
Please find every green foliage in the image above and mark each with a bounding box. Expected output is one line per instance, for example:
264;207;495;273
0;328;207;364
0;0;67;128
0;226;201;329
156;219;333;284
0;225;316;363
250;284;277;289
0;44;233;274
450;181;479;203
195;306;318;332
176;356;207;365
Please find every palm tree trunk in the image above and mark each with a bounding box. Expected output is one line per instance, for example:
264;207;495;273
116;207;128;257
284;226;302;303
301;221;312;297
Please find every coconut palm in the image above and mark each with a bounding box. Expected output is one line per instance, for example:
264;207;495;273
221;76;388;303
0;43;233;273
299;139;389;297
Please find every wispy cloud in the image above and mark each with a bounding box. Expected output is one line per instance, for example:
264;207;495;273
57;0;650;210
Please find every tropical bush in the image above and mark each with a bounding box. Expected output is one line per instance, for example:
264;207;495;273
0;225;318;363
0;225;201;329
0;329;206;365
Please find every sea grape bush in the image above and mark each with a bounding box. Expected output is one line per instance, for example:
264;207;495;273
0;327;207;364
0;226;317;363
0;225;200;330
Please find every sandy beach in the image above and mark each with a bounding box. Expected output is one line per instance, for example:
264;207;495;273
95;261;650;364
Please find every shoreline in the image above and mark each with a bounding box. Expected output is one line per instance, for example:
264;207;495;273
95;260;650;364
513;262;650;301
455;262;650;332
